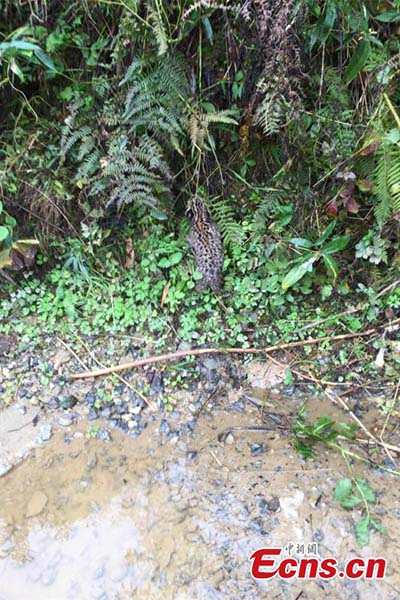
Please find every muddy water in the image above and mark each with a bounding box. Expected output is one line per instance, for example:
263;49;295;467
0;397;400;600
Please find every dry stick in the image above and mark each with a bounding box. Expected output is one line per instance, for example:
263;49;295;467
379;378;400;465
325;388;400;455
72;334;155;411
69;320;400;381
57;337;89;372
267;353;400;455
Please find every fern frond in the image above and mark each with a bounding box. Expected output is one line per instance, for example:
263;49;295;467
210;197;242;247
374;143;400;225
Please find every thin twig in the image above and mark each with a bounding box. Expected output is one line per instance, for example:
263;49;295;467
68;320;400;380
72;334;155;411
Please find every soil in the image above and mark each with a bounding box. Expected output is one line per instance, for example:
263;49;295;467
0;338;399;599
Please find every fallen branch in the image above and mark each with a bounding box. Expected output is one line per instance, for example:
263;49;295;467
68;320;400;380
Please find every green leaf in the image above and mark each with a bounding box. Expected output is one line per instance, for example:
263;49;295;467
344;40;371;84
340;494;363;508
0;226;10;242
0;40;39;52
322;235;351;254
169;252;183;266
0;248;12;269
334;478;352;502
293;438;315;458
355;516;370;546
284;368;294;385
33;47;55;70
375;10;400;23
158;257;170;268
0;200;3;214
355;479;376;504
281;255;318;290
322;255;339;279
10;58;24;81
369;518;385;534
384;128;400;144
150;208;168;221
289;237;313;249
202;16;213;45
315;220;336;245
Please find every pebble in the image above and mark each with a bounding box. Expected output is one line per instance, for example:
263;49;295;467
250;443;268;457
202;357;218;371
39;424;53;442
224;433;235;445
88;407;98;421
87;451;98;471
97;428;110;441
58;415;73;427
159;420;171;436
26;491;48;517
0;463;12;478
266;497;280;512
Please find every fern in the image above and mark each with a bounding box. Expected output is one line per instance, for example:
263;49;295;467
189;108;237;154
374;143;400;225
60;55;189;214
210;196;243;247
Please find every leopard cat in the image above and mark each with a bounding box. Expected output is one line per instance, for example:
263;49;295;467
186;197;223;293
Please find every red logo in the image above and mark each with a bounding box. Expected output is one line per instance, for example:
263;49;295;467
250;547;386;580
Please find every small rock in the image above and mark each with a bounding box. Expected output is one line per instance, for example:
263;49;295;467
88;407;98;421
224;433;234;445
202;357;218;371
250;443;268;457
26;491;48;517
39;424;53;442
53;349;71;369
97;428;110;441
59;396;78;410
266;497;280;512
58;415;73;427
128;420;137;430
177;341;191;351
0;463;12;478
159;420;171;436
87;451;98;471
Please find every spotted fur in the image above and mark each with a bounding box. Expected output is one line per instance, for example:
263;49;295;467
186;197;223;293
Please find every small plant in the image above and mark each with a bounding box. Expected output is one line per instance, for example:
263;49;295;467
0;201;39;272
334;478;385;546
355;230;389;265
292;405;356;458
282;221;351;290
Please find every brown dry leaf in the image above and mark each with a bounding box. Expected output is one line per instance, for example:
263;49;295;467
161;282;170;308
125;237;134;270
325;198;338;217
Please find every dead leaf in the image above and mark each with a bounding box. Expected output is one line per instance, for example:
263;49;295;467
360;140;379;156
125;238;134;270
161;282;170;308
325;198;338;217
